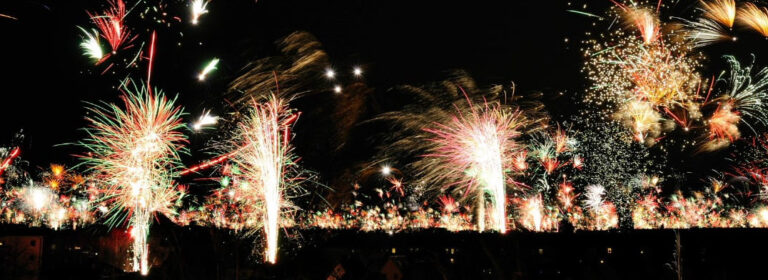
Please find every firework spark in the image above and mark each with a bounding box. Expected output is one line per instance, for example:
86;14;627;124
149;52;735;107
192;110;219;131
23;186;55;213
424;100;525;233
77;27;105;63
683;17;735;48
701;0;736;28
0;13;17;20
614;100;662;143
625;8;660;44
584;184;606;211
716;55;768;130
191;0;210;25
87;0;134;53
0;147;20;178
78;82;187;275
197;58;220;81
738;3;768;37
703;102;740;151
227;94;306;263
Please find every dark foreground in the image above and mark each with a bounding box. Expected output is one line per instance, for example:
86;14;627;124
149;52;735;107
1;223;765;280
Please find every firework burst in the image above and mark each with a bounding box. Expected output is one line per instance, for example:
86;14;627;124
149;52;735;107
584;184;606;211
77;27;105;63
225;94;307;263
683;17;736;48
423;99;525;233
77;82;187;275
738;3;768;37
87;0;135;54
622;7;660;44
717;55;768;129
701;0;736;28
197;58;220;81
191;0;210;25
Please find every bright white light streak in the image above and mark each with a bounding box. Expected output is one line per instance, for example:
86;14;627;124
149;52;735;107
197;58;220;81
192;110;219;131
191;0;210;25
77;26;104;62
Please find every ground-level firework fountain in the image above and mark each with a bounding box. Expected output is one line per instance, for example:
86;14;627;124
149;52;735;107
227;95;303;263
77;83;187;274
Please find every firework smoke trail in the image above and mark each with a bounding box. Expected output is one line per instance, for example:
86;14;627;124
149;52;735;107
229;95;301;263
738;3;768;37
423;98;524;233
77;82;186;275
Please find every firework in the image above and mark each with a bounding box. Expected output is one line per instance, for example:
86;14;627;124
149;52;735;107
683;17;735;48
0;13;17;20
701;0;736;28
614;100;662;143
0;147;20;178
87;0;134;53
716;55;768;130
624;7;660;44
191;0;210;25
78;82;187;275
197;58;220;81
703;102;740;151
77;27;105;63
423;99;525;233
23;186;55;213
192;110;219;131
738;3;768;37
226;94;306;263
584;184;606;211
584;6;703;144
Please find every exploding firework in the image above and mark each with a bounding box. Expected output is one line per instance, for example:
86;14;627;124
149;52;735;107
197;58;220;81
191;0;210;25
77;27;104;63
224;94;308;263
368;72;547;233
422;98;525;233
192;110;219;131
716;56;768;129
701;0;736;28
87;0;135;54
77;81;187;275
624;7;660;44
583;3;704;144
584;184;606;211
738;3;768;37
